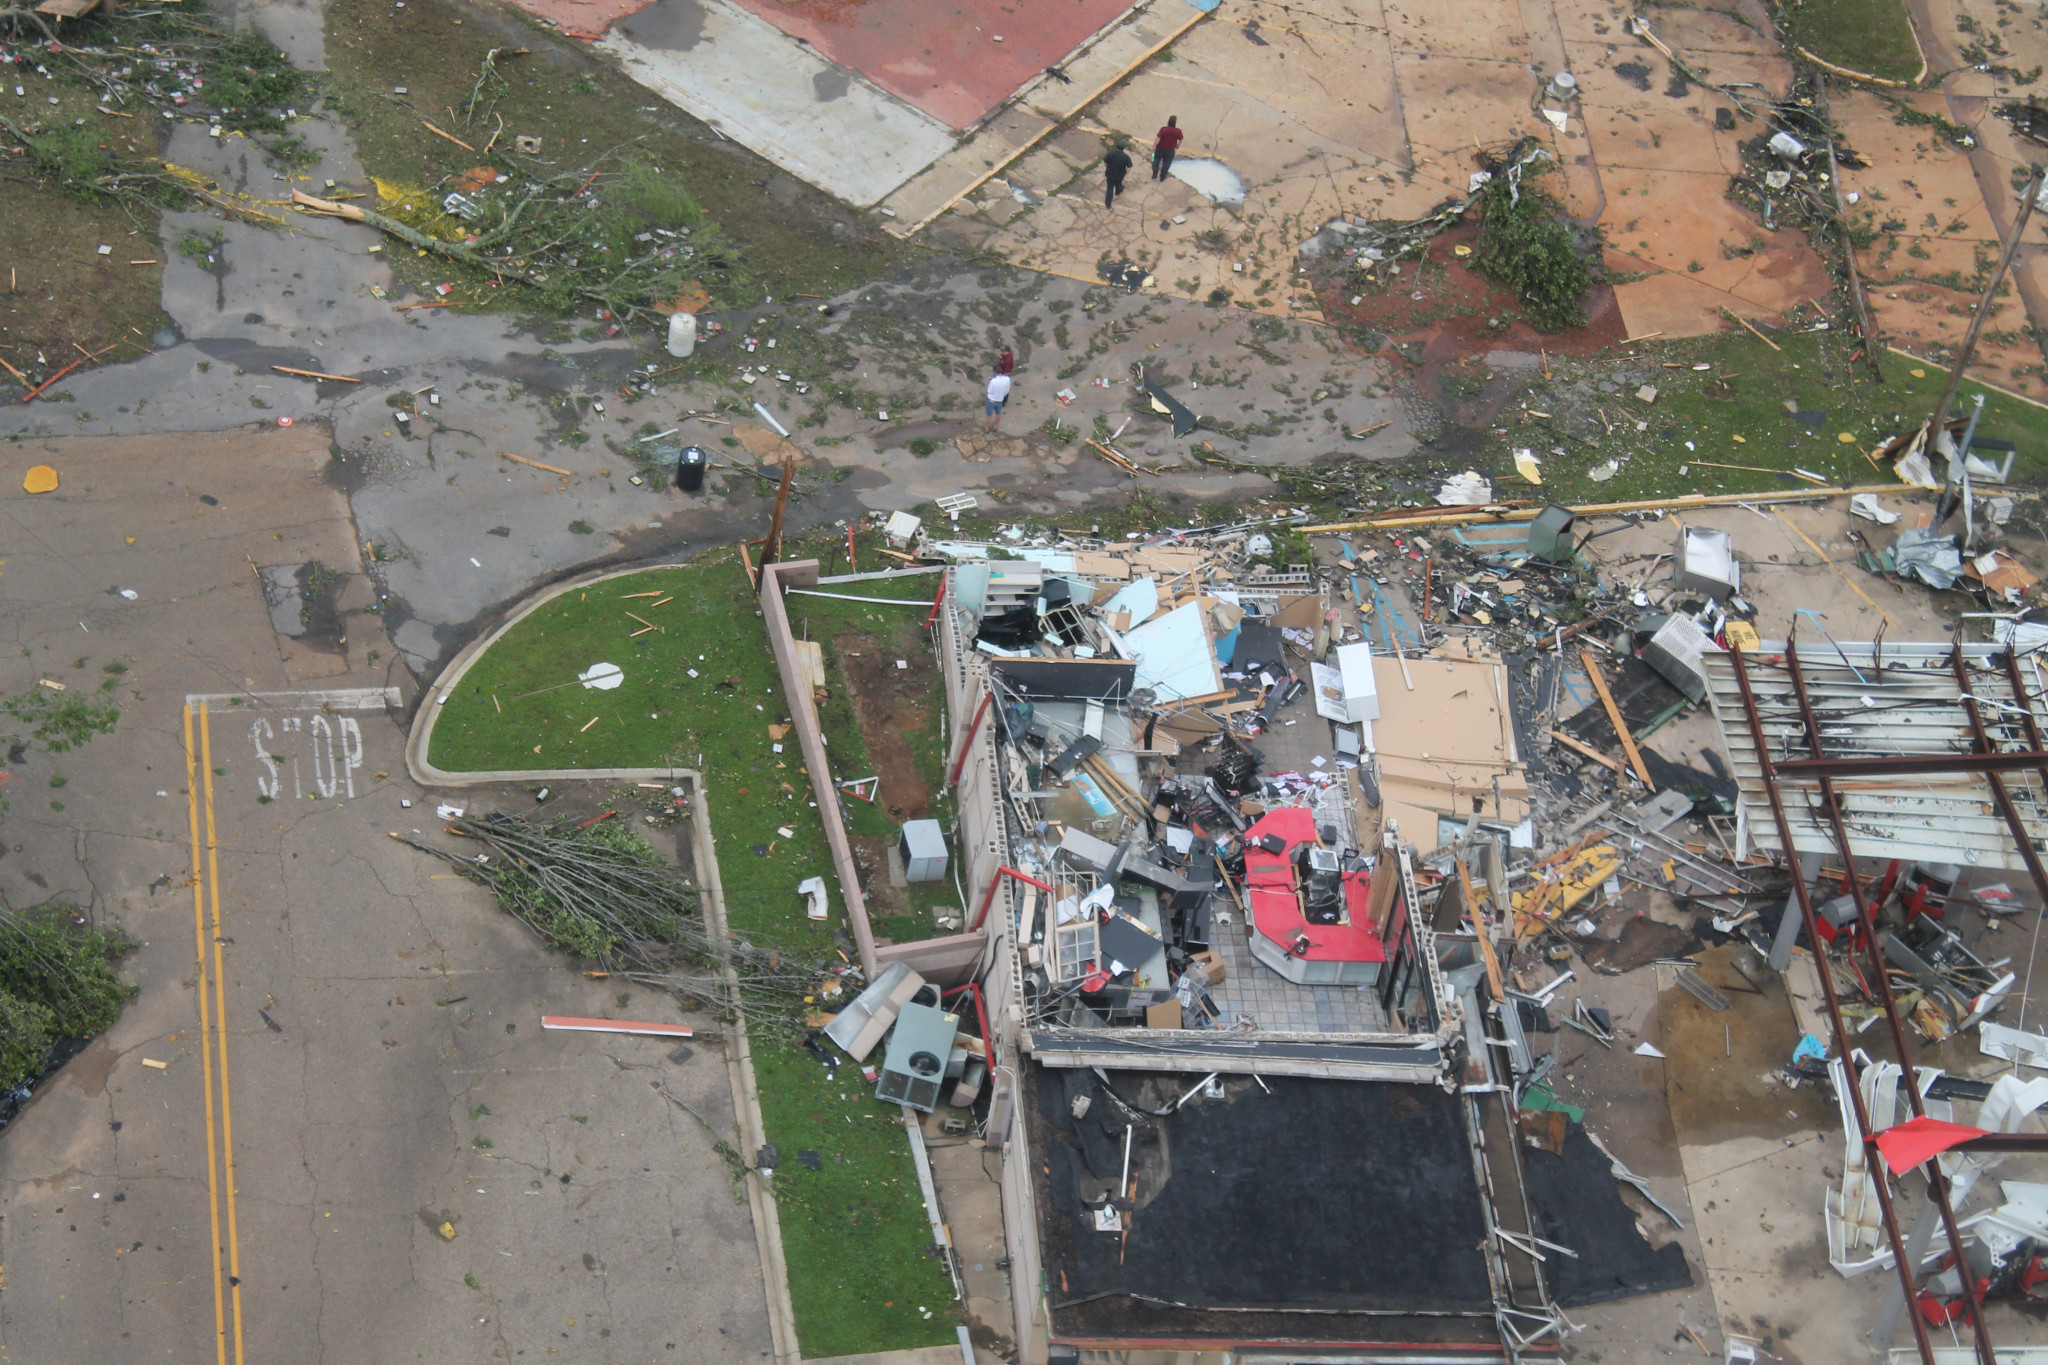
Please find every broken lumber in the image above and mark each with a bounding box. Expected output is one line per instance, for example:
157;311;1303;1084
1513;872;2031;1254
1086;439;1140;474
271;364;361;383
18;357;83;403
1459;858;1504;1003
1301;482;1905;534
496;450;572;477
1548;728;1623;772
1721;308;1781;352
1578;648;1656;791
421;119;477;152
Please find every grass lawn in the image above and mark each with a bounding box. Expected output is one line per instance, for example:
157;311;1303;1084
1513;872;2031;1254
427;549;956;1357
2;85;171;382
321;0;913;321
1494;330;2048;507
1774;0;1924;81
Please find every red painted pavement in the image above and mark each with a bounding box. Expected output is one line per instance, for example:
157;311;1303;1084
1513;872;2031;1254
722;0;1140;130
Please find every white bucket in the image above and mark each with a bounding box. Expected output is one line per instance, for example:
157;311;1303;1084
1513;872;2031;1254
666;311;697;358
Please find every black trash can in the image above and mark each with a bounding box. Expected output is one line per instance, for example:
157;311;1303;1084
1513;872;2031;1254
676;445;707;492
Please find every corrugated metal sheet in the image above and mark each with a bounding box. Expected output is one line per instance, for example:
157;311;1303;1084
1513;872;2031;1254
1702;641;2048;870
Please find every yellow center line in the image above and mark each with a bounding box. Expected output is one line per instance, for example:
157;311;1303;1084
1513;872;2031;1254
199;704;247;1365
183;704;229;1365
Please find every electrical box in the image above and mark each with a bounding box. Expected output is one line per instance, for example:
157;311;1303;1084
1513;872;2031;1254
1674;525;1739;600
874;1001;960;1112
899;819;948;883
1526;505;1577;562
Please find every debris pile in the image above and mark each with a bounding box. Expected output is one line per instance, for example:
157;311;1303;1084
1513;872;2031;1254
889;461;2048;1344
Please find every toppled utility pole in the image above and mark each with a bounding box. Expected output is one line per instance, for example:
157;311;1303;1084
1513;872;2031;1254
761;455;794;568
1930;162;2045;437
1817;76;1883;382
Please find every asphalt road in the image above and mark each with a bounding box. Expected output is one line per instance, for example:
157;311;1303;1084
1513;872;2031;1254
0;430;771;1364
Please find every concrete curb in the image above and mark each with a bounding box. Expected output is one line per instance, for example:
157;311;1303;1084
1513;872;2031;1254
404;559;705;788
689;770;804;1365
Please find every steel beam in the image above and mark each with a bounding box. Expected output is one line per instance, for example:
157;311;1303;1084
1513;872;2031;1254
1783;642;1995;1364
1770;750;2048;779
1951;646;2048;905
1730;648;1943;1365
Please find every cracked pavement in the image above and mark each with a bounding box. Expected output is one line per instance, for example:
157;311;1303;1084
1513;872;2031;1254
0;428;767;1363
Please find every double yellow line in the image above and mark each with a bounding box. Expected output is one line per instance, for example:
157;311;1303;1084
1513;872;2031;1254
183;702;245;1365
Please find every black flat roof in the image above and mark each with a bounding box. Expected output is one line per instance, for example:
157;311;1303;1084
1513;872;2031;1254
1030;1066;1498;1338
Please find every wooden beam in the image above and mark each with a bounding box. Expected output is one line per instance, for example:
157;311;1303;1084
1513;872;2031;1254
270;365;362;383
1548;727;1623;772
496;450;572;477
1579;649;1655;790
1459;858;1504;1004
762;456;794;568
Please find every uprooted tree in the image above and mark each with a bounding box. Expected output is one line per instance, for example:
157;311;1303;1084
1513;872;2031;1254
1472;156;1595;334
397;814;825;1023
0;907;136;1094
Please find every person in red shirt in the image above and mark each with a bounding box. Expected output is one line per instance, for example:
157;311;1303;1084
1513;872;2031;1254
1152;116;1184;181
997;347;1015;376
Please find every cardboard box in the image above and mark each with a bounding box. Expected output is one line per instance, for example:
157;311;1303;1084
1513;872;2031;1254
1145;1000;1183;1030
1189;948;1227;986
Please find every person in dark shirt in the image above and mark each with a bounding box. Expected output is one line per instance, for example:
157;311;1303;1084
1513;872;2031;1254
997;347;1015;376
1152;115;1184;181
1103;145;1132;207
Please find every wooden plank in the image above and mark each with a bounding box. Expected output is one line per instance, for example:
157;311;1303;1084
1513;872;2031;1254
792;638;827;692
270;365;361;383
1547;728;1622;772
1459;858;1505;1004
1579;649;1655;790
497;450;572;477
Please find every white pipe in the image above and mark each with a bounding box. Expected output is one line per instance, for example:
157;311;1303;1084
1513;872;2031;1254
901;1105;963;1299
1171;1072;1219;1111
753;401;790;436
786;590;931;606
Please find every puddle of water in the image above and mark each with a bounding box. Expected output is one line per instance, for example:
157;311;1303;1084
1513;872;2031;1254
1170;157;1245;205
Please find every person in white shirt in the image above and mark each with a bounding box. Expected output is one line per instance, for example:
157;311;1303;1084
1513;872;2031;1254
984;371;1012;432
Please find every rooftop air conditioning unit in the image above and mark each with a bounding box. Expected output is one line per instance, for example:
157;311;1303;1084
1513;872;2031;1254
874;1002;960;1113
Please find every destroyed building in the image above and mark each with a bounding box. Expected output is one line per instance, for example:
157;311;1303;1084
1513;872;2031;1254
839;528;1705;1364
764;480;2048;1365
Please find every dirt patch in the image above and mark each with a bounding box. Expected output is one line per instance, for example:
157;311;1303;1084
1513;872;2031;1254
830;630;936;819
1661;944;1832;1146
1582;915;1702;974
1309;221;1627;427
848;832;910;921
4;185;170;378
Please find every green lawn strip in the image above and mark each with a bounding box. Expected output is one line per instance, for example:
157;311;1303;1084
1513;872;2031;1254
752;1046;956;1355
1772;0;1924;81
425;555;953;1354
320;0;910;319
1503;330;2048;507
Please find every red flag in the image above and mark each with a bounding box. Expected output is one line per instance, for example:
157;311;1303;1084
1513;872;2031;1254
1874;1115;1988;1172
